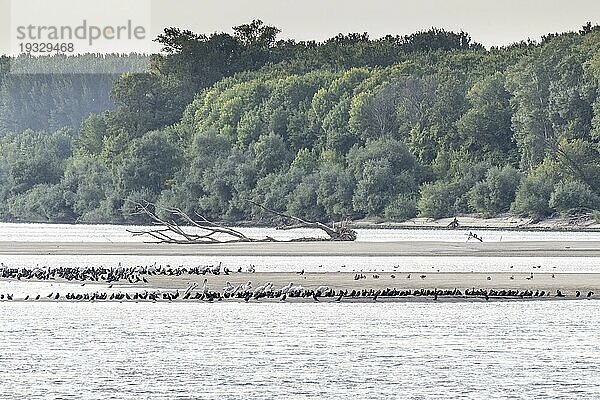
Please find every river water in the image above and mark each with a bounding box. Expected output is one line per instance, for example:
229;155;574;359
1;223;599;399
1;301;599;399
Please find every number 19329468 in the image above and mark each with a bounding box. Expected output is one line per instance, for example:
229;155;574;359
19;42;75;54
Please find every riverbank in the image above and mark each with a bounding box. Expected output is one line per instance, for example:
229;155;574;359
2;213;599;233
1;272;599;302
351;215;600;231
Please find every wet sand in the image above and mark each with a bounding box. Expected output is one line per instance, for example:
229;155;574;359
3;272;599;301
1;240;599;257
125;271;600;294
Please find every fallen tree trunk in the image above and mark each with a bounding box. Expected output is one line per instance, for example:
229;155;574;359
126;200;356;243
126;201;275;244
246;200;356;241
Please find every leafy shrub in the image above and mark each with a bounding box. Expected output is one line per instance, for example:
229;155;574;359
511;174;555;219
7;184;75;222
418;181;460;219
468;165;521;217
549;180;599;215
384;194;418;221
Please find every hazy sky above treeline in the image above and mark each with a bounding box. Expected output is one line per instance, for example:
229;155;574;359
153;0;599;47
0;0;599;54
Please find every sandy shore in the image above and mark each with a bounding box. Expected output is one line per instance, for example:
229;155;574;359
353;215;600;231
133;271;600;294
2;236;599;302
1;240;599;257
3;272;599;301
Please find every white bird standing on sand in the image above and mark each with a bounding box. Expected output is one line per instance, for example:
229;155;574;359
289;285;305;295
316;285;329;294
223;281;235;293
247;265;256;273
183;282;198;298
281;282;294;294
253;282;274;296
254;282;269;294
253;283;268;295
201;278;209;295
241;281;252;292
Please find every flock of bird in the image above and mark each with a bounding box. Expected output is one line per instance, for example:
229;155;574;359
0;262;251;284
0;278;595;303
0;262;596;303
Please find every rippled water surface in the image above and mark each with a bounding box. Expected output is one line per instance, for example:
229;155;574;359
1;224;599;398
1;301;599;399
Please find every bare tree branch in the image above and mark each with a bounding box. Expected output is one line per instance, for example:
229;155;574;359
125;199;357;243
245;199;357;241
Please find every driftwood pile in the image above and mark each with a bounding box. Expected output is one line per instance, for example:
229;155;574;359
127;200;356;244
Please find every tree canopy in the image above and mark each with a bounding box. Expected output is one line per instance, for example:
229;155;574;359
1;23;599;223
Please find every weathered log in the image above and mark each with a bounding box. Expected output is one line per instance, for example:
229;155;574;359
467;231;483;242
447;217;460;229
126;201;275;244
126;200;357;243
246;200;356;241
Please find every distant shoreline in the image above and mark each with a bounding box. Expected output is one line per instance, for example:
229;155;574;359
1;214;599;232
350;215;600;232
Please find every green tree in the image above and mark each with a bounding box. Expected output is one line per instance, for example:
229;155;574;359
456;73;515;162
511;161;559;219
118;130;182;199
252;133;292;176
549;180;599;215
417;181;461;219
61;155;116;221
468;166;522;217
316;165;355;218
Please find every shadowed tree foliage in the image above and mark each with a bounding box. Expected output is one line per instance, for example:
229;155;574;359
1;23;600;223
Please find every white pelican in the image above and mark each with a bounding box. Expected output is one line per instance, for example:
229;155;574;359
316;285;329;294
223;281;235;293
253;283;268;295
281;282;294;294
253;282;273;296
183;282;198;298
289;285;305;295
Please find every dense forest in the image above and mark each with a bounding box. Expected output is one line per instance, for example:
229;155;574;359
1;21;599;224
